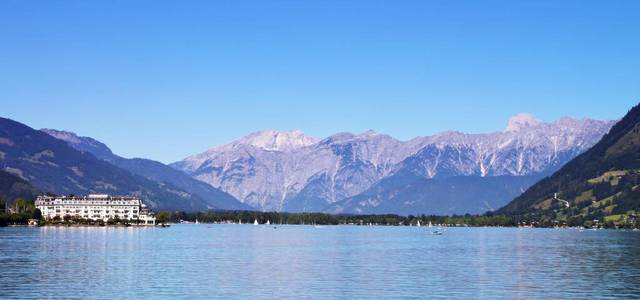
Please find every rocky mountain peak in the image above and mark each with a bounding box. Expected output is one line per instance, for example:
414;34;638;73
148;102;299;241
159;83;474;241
41;128;113;157
236;130;318;151
360;129;378;136
504;113;542;132
41;129;83;144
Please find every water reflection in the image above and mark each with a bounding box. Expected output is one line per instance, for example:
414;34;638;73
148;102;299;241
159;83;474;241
1;225;639;299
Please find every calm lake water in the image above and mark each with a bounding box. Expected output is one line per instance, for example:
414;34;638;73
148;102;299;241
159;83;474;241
1;225;640;299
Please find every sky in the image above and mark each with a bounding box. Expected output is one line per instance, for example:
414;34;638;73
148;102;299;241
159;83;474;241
1;0;639;163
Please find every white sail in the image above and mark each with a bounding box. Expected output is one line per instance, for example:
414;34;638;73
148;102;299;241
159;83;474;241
417;220;421;227
266;220;270;225
254;219;259;226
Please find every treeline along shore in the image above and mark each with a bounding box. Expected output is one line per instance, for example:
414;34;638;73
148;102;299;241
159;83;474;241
0;198;41;226
158;210;514;227
156;210;639;229
3;197;638;229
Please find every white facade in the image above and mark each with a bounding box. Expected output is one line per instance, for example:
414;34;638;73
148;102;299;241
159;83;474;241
35;194;156;225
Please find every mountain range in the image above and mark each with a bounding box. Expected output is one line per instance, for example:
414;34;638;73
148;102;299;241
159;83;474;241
172;114;615;214
0;113;617;215
499;103;640;226
0;117;244;211
42;129;251;211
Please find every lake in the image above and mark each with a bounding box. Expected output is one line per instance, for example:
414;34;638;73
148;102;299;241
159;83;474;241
1;225;639;299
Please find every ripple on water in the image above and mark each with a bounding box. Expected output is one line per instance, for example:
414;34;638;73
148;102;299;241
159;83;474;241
0;226;640;299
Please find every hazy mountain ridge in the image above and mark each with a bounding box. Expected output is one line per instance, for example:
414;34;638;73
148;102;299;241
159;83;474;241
173;114;615;213
0;117;216;211
327;174;545;215
42;129;250;211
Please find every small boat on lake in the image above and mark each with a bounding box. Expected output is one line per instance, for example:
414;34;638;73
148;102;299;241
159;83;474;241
254;219;259;226
431;230;443;236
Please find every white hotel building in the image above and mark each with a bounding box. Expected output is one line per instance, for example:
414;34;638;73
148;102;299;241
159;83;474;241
35;194;156;225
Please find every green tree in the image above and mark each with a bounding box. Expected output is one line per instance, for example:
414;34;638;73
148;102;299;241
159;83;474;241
32;208;42;220
155;212;170;224
13;198;28;213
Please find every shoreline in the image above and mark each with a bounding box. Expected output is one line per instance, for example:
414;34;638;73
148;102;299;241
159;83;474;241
125;222;640;230
3;223;169;228
2;223;638;231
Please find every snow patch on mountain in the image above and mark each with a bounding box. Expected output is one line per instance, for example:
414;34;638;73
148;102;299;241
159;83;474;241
238;130;318;151
172;114;615;212
504;113;542;132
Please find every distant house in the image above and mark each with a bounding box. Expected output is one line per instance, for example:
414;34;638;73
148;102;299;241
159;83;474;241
35;194;156;225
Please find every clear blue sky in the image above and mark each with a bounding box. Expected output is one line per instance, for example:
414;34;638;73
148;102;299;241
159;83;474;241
1;0;638;163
